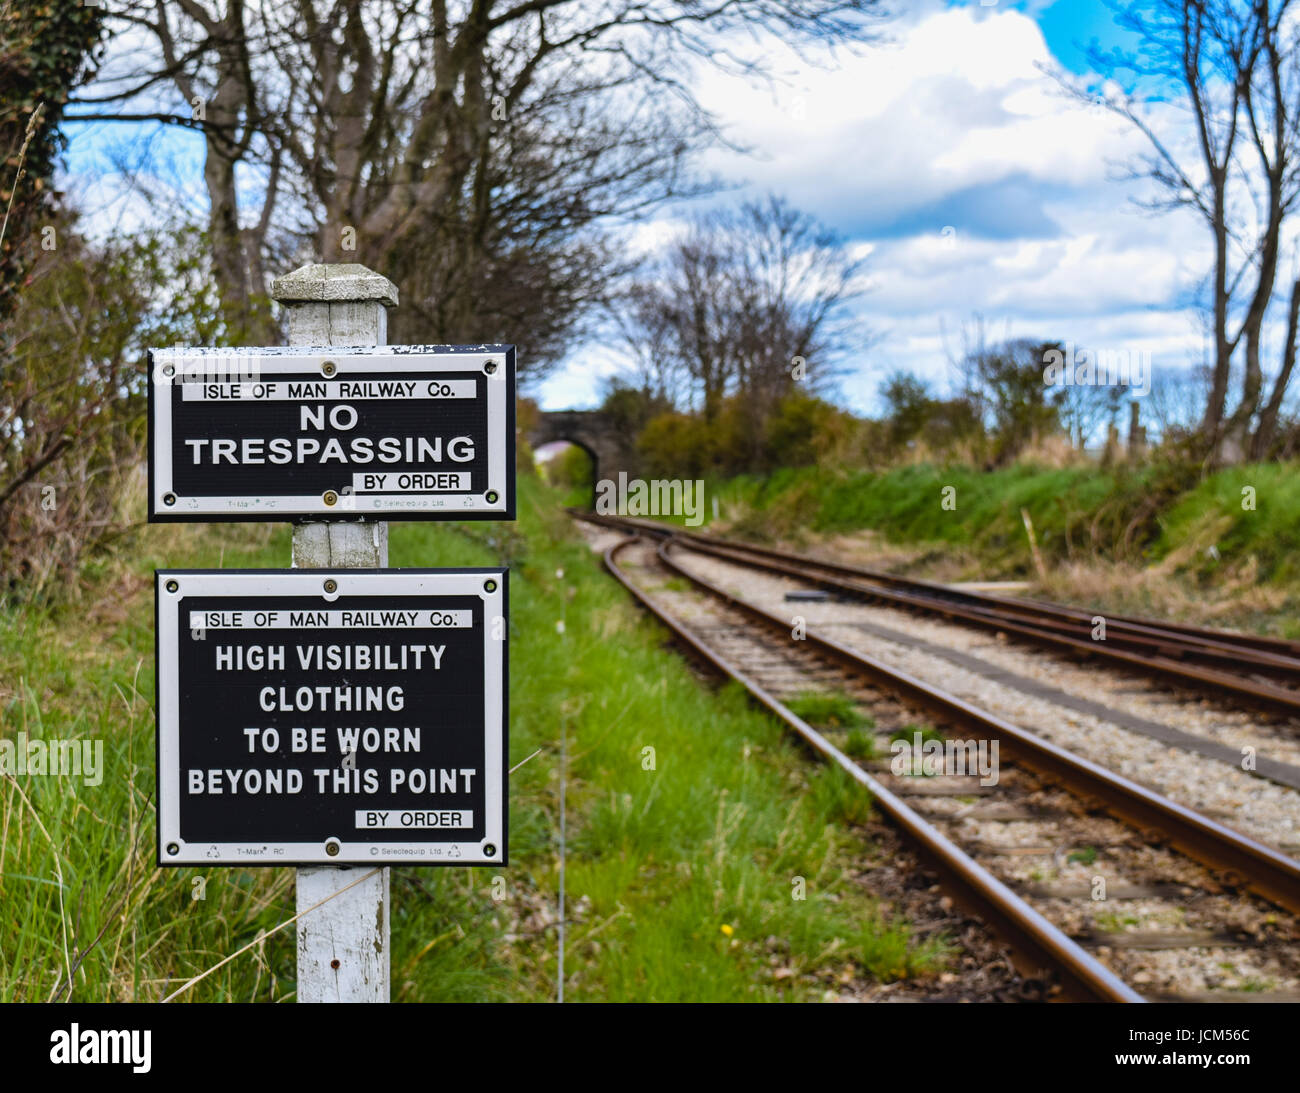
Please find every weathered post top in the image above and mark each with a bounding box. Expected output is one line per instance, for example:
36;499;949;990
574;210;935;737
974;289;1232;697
272;262;399;305
272;263;398;346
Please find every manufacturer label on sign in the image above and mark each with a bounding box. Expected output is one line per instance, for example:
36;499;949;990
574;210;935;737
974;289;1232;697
148;345;515;520
155;569;507;865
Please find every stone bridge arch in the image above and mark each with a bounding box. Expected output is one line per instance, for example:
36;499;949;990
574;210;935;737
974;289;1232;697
528;410;632;503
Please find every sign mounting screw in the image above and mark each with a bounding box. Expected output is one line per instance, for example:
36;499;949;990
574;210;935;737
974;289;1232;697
484;360;498;374
166;580;179;593
323;579;338;594
163;493;177;506
166;843;179;856
484;579;497;593
323;490;338;506
325;839;341;857
484;844;497;857
485;490;499;504
322;360;337;377
162;364;175;378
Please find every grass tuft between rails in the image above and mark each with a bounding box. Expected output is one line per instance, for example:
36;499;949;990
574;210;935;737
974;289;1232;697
785;691;872;732
0;475;948;1001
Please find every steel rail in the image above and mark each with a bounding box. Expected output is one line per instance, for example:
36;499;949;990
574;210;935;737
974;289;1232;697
603;535;1144;1003
673;534;1300;715
573;512;1300;715
643;535;1300;918
690;538;1300;674
571;509;1300;664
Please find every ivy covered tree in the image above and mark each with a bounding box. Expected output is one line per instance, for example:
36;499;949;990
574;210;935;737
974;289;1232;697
0;2;102;322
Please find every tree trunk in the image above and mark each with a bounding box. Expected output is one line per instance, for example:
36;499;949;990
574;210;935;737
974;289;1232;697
1252;274;1300;459
1201;184;1233;449
204;134;250;330
191;1;268;342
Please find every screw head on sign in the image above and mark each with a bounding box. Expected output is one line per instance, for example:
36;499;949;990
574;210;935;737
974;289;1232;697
164;493;177;506
166;843;179;856
323;579;338;594
484;579;497;593
322;360;337;377
484;844;497;857
166;580;179;593
484;360;498;374
162;364;175;378
325;839;340;857
323;490;338;506
486;490;499;504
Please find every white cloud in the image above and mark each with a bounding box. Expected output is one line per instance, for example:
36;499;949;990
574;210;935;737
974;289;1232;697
522;7;1218;414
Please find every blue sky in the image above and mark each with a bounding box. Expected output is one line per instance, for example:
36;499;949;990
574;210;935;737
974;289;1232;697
1036;0;1135;73
531;0;1213;413
64;2;1215;416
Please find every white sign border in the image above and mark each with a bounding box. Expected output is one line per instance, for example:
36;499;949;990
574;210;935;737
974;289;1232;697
155;568;507;866
148;346;515;521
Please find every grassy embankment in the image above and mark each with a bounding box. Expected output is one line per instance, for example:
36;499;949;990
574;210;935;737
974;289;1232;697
700;462;1300;637
0;473;947;1002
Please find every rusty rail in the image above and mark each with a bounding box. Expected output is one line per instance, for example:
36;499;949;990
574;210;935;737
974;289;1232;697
637;533;1300;917
603;535;1144;1003
574;510;1300;714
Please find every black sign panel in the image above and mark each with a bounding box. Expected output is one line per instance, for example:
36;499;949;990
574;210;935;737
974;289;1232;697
155;570;507;865
148;345;515;521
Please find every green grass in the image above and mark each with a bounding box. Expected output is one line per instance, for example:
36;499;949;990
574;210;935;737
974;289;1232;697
713;463;1128;570
0;474;947;1001
785;691;870;731
767;694;877;759
843;729;876;760
1094;910;1139;933
889;723;945;746
705;459;1300;587
1154;462;1300;585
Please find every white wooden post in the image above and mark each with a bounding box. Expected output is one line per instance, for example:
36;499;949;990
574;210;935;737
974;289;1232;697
271;262;398;1003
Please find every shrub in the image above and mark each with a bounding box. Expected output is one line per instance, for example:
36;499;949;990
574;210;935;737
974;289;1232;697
0;222;220;598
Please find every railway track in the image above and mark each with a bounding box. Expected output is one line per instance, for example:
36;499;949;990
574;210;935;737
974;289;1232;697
647;526;1300;812
592;523;1300;1003
575;510;1300;715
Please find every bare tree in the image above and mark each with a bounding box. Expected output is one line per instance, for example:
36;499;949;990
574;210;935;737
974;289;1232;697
612;279;691;405
1076;0;1300;462
1146;360;1213;438
619;194;866;466
731;195;865;403
74;1;885;371
73;0;280;340
1058;376;1125;450
655;213;745;419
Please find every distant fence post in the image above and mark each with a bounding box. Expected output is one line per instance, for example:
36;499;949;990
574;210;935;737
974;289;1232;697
1128;399;1146;459
270;262;398;1003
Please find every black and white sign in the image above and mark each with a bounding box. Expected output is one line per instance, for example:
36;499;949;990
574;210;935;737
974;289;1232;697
155;569;507;865
148;345;515;521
